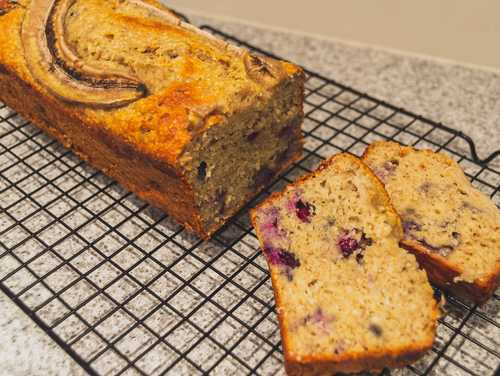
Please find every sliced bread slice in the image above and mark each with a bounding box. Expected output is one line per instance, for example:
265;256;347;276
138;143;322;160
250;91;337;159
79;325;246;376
363;141;500;304
250;153;439;375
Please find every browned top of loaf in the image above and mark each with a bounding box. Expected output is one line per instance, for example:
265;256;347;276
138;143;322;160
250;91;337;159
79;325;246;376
0;0;301;166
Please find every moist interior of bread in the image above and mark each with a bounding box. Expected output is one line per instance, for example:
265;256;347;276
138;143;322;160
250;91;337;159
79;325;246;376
254;158;436;359
180;79;303;232
364;143;500;283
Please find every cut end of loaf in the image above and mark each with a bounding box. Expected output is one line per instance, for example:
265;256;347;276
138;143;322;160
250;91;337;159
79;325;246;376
181;68;305;238
251;153;439;374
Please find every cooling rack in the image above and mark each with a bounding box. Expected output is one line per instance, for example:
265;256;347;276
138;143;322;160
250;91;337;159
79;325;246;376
1;25;499;376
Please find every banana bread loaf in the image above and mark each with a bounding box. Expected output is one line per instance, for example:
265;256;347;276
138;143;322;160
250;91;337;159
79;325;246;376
0;0;304;238
363;141;500;304
251;153;439;375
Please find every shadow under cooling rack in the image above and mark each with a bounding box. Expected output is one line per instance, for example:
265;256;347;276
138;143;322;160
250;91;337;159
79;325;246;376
0;25;499;376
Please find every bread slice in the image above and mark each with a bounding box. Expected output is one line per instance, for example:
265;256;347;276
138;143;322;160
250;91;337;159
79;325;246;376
250;153;439;375
363;141;500;304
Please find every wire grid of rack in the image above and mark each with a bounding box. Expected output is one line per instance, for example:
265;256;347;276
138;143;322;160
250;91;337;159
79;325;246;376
0;25;499;376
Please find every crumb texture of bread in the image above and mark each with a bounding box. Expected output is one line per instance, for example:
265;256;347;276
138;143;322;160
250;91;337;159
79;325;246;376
0;0;304;238
251;153;439;375
363;141;500;303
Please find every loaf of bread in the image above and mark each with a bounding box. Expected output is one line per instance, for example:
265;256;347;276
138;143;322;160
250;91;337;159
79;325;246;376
251;153;439;375
0;0;304;238
363;141;500;304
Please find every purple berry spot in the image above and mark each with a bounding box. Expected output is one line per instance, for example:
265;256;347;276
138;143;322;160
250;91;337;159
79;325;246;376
264;246;300;269
280;250;301;269
310;309;328;324
259;207;287;243
402;219;455;256
300;308;334;333
295;199;314;223
403;220;421;234
339;236;359;257
375;159;399;182
262;216;279;235
338;229;372;258
247;131;259;142
197;161;207;181
286;191;315;223
263;246;300;281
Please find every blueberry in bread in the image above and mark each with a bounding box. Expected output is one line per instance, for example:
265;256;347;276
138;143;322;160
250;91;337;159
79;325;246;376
251;153;439;375
363;141;500;304
0;0;304;238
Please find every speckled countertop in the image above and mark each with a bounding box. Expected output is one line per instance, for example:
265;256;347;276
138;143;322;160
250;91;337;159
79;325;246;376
1;13;499;376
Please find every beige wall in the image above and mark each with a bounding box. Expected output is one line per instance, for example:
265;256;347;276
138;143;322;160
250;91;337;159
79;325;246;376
166;0;500;71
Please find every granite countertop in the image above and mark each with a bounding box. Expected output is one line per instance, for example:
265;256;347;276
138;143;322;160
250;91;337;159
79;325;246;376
1;13;499;376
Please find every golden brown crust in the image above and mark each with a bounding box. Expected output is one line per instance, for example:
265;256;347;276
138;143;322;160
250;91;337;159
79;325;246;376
250;153;439;375
362;141;500;305
0;0;304;239
285;345;428;375
400;240;500;305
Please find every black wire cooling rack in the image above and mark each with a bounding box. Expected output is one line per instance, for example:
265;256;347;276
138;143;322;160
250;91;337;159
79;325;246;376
0;25;499;376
